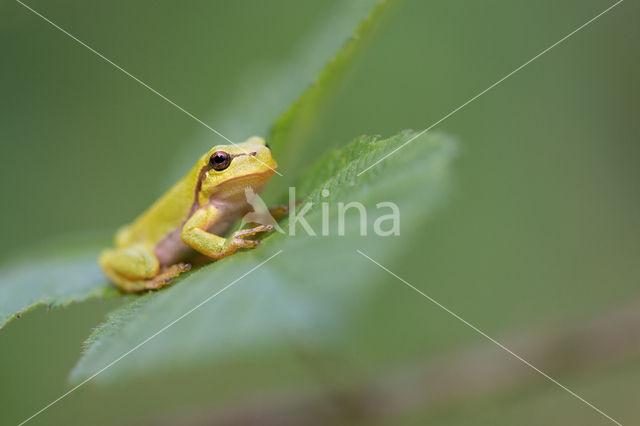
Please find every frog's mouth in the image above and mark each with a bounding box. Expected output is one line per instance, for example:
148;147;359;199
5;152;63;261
209;169;276;199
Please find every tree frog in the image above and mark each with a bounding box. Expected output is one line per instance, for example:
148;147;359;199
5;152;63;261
100;137;278;293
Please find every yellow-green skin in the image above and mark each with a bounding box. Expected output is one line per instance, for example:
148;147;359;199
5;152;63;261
100;137;278;293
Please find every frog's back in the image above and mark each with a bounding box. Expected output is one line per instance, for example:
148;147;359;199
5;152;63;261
115;165;202;248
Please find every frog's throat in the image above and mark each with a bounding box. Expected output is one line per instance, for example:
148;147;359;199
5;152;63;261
187;167;275;217
206;169;275;199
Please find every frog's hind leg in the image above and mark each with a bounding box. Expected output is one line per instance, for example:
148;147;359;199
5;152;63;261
99;245;190;293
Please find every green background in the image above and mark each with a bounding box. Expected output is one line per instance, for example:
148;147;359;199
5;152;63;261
1;0;639;424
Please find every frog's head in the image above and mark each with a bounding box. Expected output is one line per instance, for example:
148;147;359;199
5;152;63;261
198;136;278;202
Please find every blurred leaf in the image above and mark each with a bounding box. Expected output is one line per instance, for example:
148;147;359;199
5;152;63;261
70;130;457;384
268;0;397;184
175;0;390;186
0;235;117;329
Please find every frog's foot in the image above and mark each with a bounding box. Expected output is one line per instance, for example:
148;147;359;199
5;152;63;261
144;263;191;291
234;224;274;239
228;224;274;249
104;262;191;293
100;246;190;293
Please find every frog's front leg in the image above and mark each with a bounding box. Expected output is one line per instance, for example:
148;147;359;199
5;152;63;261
181;205;273;259
99;245;190;293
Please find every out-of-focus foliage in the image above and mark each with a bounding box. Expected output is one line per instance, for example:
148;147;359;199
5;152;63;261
0;236;115;328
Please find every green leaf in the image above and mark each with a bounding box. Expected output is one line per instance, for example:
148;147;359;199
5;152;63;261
268;0;397;183
0;235;117;329
70;130;458;384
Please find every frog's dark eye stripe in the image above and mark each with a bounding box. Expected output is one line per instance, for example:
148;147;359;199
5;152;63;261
209;151;231;171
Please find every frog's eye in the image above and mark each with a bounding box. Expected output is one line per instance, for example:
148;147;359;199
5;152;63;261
209;151;231;171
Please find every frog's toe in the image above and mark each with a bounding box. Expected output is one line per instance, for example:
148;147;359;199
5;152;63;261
149;263;191;288
234;225;274;239
231;238;260;249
